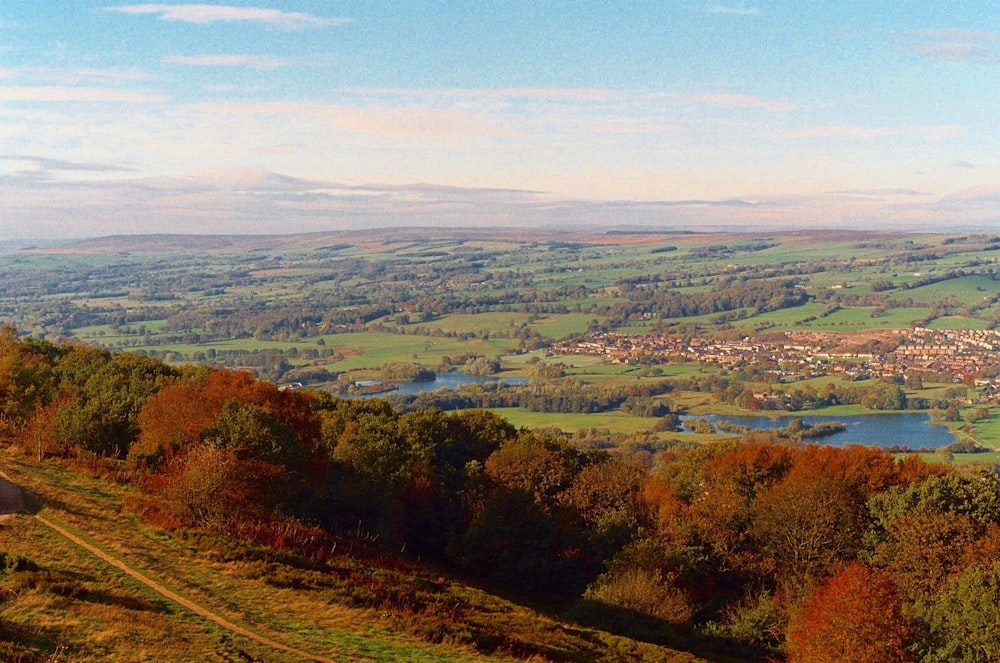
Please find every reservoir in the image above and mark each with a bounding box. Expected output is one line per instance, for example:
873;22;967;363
684;413;958;450
346;371;529;398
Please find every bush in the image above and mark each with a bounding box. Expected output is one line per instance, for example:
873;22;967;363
583;567;694;627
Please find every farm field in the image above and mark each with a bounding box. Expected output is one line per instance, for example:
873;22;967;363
2;228;1000;457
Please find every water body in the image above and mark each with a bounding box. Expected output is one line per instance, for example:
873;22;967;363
347;371;529;398
683;413;957;450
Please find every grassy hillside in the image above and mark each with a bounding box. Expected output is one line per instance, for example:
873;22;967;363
0;450;713;663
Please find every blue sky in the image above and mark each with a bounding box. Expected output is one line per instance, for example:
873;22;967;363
0;2;998;238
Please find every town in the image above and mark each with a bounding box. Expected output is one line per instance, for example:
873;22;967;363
555;326;1000;396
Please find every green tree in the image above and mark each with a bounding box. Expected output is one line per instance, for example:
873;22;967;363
204;400;303;470
57;351;176;457
920;562;1000;662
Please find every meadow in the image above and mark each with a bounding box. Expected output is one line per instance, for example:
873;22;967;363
3;228;999;455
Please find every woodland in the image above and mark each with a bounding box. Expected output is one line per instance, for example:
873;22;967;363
0;326;999;661
2;229;1000;661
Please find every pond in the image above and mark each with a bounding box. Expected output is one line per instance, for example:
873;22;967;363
344;371;529;398
683;413;958;450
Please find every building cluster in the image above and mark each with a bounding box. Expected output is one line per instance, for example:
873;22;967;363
555;327;1000;387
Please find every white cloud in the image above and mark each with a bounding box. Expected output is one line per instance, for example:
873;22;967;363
0;85;160;103
589;119;685;134
773;124;962;139
1;154;135;172
904;29;1000;63
0;66;152;84
336;87;622;102
105;4;351;30
164;54;289;70
912;29;1000;42
189;101;514;140
74;68;154;81
685;92;795;111
706;5;759;15
904;42;999;64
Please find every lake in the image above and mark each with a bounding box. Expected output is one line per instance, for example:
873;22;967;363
346;371;529;398
683;413;958;450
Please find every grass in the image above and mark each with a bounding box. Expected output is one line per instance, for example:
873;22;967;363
488;407;662;435
325;332;517;372
0;449;716;662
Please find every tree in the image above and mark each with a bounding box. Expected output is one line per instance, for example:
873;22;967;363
148;444;288;529
0;326;58;434
870;510;979;603
867;469;1000;535
920;562;1000;662
204;400;302;469
559;458;648;561
484;430;581;504
56;351;176;457
786;563;915;663
460;487;566;594
752;472;867;592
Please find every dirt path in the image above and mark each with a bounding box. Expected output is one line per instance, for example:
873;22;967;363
0;473;336;662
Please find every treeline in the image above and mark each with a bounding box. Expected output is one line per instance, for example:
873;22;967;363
609;277;809;324
614;440;1000;660
385;378;674;415
0;329;642;600
5;329;1000;660
668;373;923;412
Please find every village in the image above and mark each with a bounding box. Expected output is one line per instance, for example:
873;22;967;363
554;327;1000;395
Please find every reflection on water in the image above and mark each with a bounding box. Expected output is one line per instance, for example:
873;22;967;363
345;371;529;398
683;413;957;449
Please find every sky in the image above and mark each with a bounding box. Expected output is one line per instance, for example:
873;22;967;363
0;1;999;239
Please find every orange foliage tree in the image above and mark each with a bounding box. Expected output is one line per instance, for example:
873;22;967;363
786;562;915;663
133;368;320;465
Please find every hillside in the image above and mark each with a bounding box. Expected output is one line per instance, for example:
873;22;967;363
0;451;711;663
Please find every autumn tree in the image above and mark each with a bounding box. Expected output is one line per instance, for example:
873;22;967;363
148;443;288;529
483;430;583;504
753;471;867;593
133;368;320;468
558;457;648;560
786;562;915;663
870;510;980;603
0;326;58;435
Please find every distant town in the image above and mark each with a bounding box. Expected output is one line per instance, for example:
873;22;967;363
555;327;1000;399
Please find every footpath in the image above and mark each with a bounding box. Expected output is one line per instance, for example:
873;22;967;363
0;472;336;663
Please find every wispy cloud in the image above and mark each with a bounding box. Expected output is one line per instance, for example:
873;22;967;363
773;124;962;139
105;4;351;30
912;29;1000;42
164;54;289;70
952;160;976;169
0;85;160;103
190;101;514;140
706;5;759;15
336;87;622;102
904;29;1000;63
0;66;151;84
1;154;135;172
589;119;685;134
685;92;795;111
904;42;999;63
827;188;928;197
